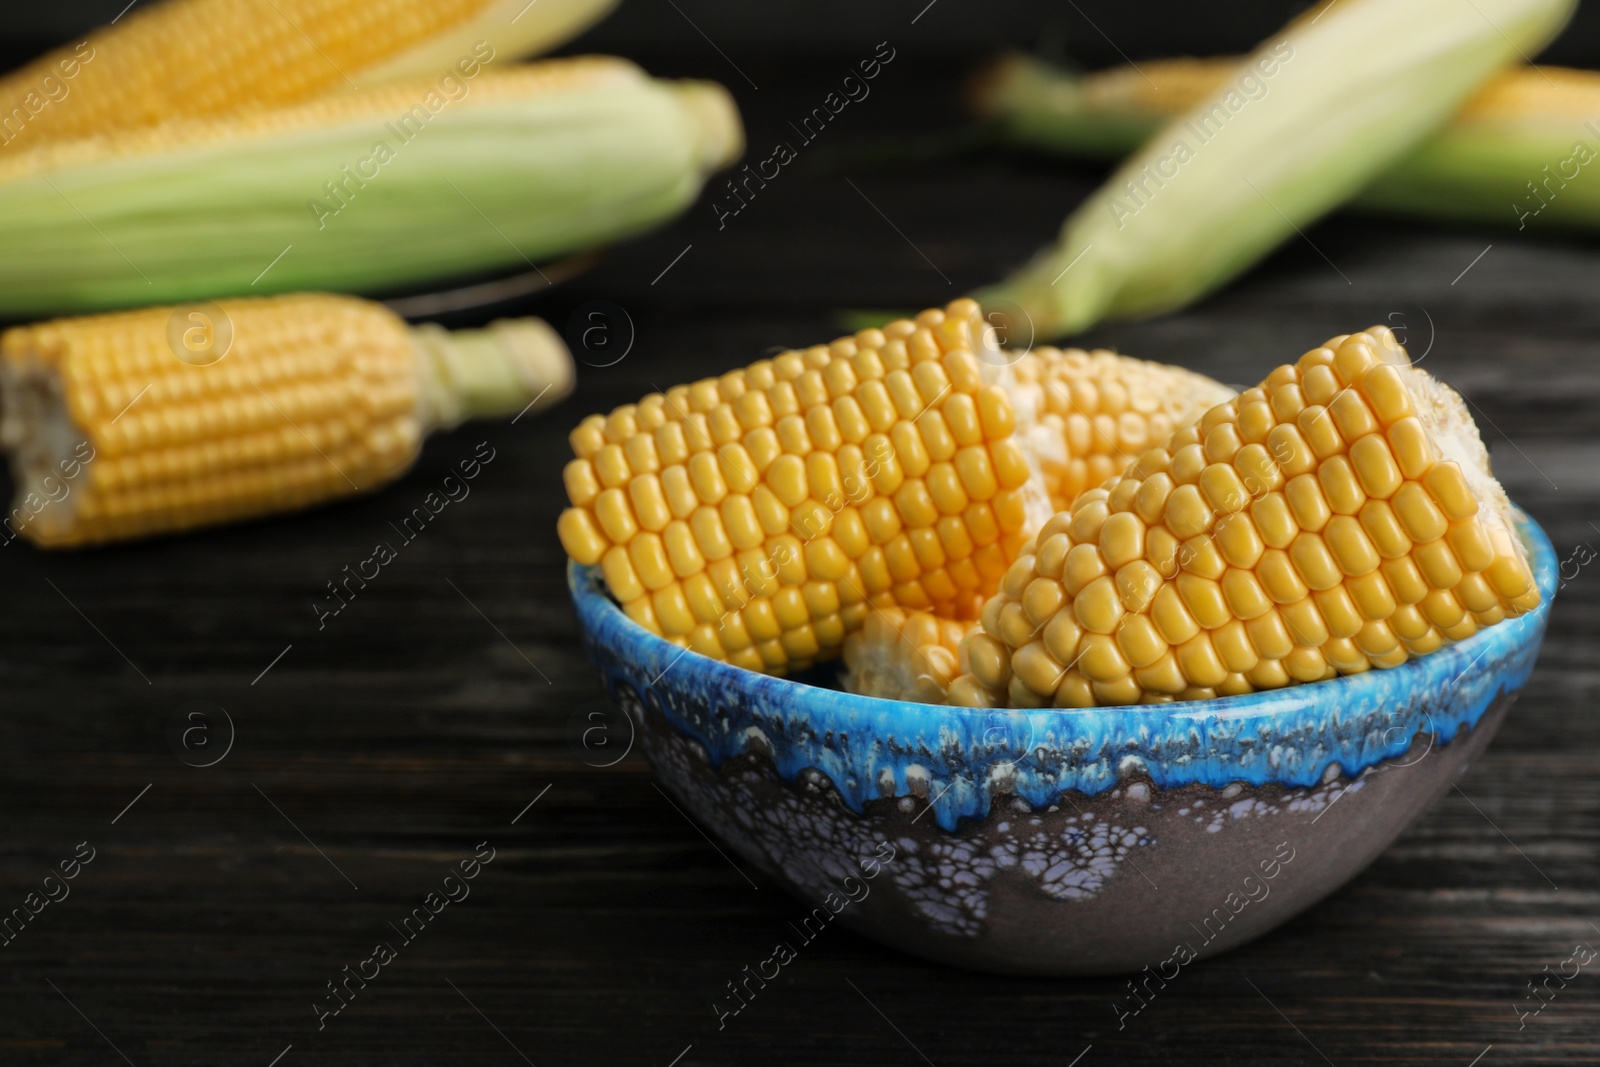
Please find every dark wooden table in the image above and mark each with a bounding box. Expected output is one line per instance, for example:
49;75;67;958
1;51;1596;1067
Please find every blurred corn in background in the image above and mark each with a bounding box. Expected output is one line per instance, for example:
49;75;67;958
0;0;755;545
0;294;571;547
975;56;1600;232
0;57;741;315
0;0;619;149
977;0;1578;338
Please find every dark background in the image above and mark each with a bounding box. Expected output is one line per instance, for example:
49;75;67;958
18;0;1600;64
1;2;1598;1065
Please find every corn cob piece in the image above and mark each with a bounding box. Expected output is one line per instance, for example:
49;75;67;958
1009;346;1235;514
557;300;1235;675
976;55;1600;233
0;293;572;548
558;299;1047;674
976;0;1576;339
0;0;618;152
0;58;742;316
939;325;1540;709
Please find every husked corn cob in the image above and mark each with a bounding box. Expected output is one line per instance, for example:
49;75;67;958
976;56;1600;233
940;326;1540;709
0;58;742;316
1009;347;1235;513
558;299;1048;674
977;0;1576;338
558;300;1236;675
0;293;572;548
0;0;618;151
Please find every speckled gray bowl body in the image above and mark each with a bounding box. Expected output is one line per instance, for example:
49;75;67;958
570;516;1555;976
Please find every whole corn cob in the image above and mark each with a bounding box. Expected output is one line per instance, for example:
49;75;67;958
0;0;618;152
975;56;1600;233
976;0;1576;339
0;58;741;316
557;299;1233;675
935;326;1539;709
0;293;572;548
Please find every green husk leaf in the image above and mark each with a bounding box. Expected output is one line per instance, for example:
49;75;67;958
976;0;1577;339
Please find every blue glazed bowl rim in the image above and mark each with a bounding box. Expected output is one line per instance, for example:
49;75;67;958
570;511;1554;791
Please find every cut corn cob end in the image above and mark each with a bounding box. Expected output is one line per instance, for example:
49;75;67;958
840;606;971;704
557;298;1055;676
0;293;572;548
1009;346;1236;514
944;325;1540;709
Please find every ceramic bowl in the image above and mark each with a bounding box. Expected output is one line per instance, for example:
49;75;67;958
568;513;1555;976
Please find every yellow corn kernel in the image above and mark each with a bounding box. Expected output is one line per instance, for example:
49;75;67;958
1359;499;1412;559
1387;417;1438;480
1251;492;1299;550
1222;568;1272;620
1298;406;1345;460
1393;481;1448;543
1425;461;1479;521
1329;389;1380;442
1319;455;1367;516
1286;474;1332;533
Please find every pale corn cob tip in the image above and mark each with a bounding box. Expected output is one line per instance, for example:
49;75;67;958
0;0;620;151
556;299;1236;677
943;326;1540;710
412;317;574;432
0;58;652;184
671;81;745;173
841;606;970;704
0;293;572;548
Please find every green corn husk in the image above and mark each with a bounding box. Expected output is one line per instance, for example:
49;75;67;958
976;0;1576;339
971;54;1240;163
0;56;741;317
975;53;1600;233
